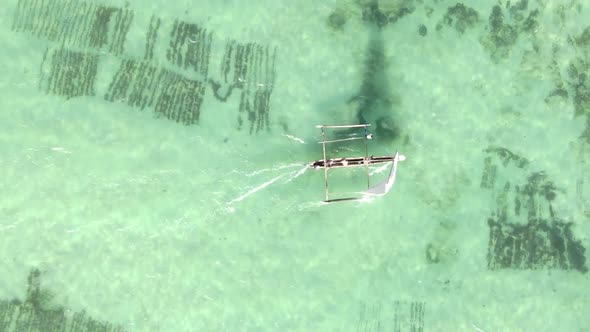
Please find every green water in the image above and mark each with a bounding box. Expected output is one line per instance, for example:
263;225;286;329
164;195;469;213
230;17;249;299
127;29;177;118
1;0;589;331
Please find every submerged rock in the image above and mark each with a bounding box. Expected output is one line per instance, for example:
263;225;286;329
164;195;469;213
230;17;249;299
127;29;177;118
327;9;347;30
418;24;427;36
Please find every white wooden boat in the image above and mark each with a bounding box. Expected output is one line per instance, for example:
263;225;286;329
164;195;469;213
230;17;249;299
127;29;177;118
309;124;405;202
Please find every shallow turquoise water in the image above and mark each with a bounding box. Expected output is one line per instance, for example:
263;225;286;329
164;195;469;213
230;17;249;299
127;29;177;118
1;0;589;331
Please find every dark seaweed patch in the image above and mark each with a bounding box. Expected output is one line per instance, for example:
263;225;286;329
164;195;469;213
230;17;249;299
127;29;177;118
479;2;540;63
144;15;161;61
574;26;590;48
39;46;99;99
441;3;479;34
481;147;588;273
218;41;276;89
487;217;587;273
543;46;571;106
565;58;590;118
104;59;205;125
357;300;425;332
0;269;125;332
482;148;554;222
13;0;278;133
484;5;518;61
520;9;539;33
575;143;590;217
545;87;569;101
210;41;277;133
360;0;415;28
565;36;590;127
480;156;498;189
361;1;389;28
12;0;134;55
483;146;529;169
166;20;213;79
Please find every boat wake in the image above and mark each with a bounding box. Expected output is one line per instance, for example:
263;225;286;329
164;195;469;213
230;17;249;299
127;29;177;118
239;163;304;177
227;174;284;205
227;164;308;206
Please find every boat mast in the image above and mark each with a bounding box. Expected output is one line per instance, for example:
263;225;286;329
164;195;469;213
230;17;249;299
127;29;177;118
364;126;370;189
320;126;329;201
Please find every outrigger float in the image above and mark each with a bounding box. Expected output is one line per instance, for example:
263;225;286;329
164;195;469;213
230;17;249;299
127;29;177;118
310;124;405;203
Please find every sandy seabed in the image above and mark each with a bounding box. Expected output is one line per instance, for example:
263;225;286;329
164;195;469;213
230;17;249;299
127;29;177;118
1;0;589;331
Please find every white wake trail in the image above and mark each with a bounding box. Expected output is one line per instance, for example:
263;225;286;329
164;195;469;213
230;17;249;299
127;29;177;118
227;165;308;205
243;163;304;177
228;174;285;205
282;165;308;184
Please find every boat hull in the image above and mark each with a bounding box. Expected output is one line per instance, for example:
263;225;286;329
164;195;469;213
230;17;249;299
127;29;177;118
310;155;395;169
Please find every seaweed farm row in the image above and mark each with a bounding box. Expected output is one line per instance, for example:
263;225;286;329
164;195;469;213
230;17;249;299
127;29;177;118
12;0;277;133
0;270;126;332
480;146;588;273
357;300;425;332
12;0;133;56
